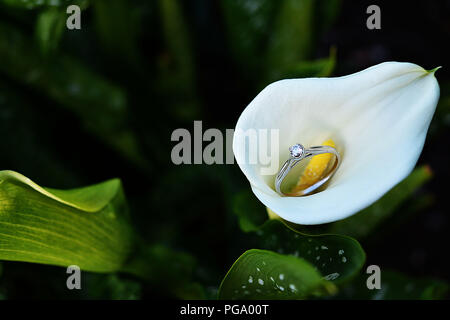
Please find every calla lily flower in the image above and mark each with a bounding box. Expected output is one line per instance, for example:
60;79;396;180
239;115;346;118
233;62;440;225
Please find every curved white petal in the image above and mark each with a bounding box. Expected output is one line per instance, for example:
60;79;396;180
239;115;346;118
233;62;440;225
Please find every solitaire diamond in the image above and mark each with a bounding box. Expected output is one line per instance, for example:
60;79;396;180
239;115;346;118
289;144;304;158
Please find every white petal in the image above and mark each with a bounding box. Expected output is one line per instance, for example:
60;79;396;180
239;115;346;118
233;62;440;225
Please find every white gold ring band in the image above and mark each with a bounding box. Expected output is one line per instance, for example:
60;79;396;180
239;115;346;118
275;143;340;197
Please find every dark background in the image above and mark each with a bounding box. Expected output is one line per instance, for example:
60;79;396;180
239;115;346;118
0;0;449;299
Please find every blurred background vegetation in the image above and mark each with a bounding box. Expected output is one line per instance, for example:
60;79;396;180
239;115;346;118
0;0;449;299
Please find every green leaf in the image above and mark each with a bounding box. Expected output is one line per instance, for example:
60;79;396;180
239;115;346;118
35;7;66;55
336;270;449;300
231;192;366;284
0;170;135;272
0;171;203;299
219;249;336;299
253;220;366;284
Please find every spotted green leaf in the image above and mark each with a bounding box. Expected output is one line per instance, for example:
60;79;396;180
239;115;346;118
0;170;135;272
219;249;336;300
253;220;366;284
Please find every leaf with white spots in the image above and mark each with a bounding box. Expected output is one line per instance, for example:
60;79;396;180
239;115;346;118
252;220;365;283
219;249;336;299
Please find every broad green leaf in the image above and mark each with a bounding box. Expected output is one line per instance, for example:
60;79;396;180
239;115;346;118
219;249;336;300
0;170;203;299
35;7;66;55
0;170;135;272
253;220;365;284
336;270;448;300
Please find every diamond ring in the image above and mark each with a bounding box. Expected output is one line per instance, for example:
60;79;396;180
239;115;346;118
275;143;340;197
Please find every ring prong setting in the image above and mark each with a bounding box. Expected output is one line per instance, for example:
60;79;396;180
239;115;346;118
289;143;305;158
